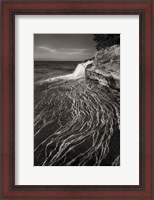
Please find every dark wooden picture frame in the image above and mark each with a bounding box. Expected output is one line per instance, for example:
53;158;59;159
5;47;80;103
0;0;153;199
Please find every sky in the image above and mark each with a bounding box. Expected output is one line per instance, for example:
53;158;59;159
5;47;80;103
34;34;96;61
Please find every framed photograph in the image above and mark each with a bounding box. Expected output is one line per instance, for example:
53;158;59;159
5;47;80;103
1;0;153;199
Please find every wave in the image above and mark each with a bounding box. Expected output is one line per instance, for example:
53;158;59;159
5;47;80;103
38;60;93;84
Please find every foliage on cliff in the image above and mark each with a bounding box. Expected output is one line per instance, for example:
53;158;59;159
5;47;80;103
93;34;120;50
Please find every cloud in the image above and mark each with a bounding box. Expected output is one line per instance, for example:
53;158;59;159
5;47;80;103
60;48;89;55
39;46;57;53
38;46;89;55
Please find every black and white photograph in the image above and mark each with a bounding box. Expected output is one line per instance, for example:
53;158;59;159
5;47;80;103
34;34;120;166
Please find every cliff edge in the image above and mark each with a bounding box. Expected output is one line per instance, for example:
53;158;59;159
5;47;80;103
85;44;120;90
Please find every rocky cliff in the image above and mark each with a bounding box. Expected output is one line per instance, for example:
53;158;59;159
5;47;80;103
85;44;120;90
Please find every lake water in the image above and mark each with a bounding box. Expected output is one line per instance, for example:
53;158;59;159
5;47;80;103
34;61;79;83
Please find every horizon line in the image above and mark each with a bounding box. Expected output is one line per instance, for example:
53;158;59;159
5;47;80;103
34;60;83;62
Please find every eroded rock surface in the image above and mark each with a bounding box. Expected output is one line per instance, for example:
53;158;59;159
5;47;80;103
85;45;120;90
